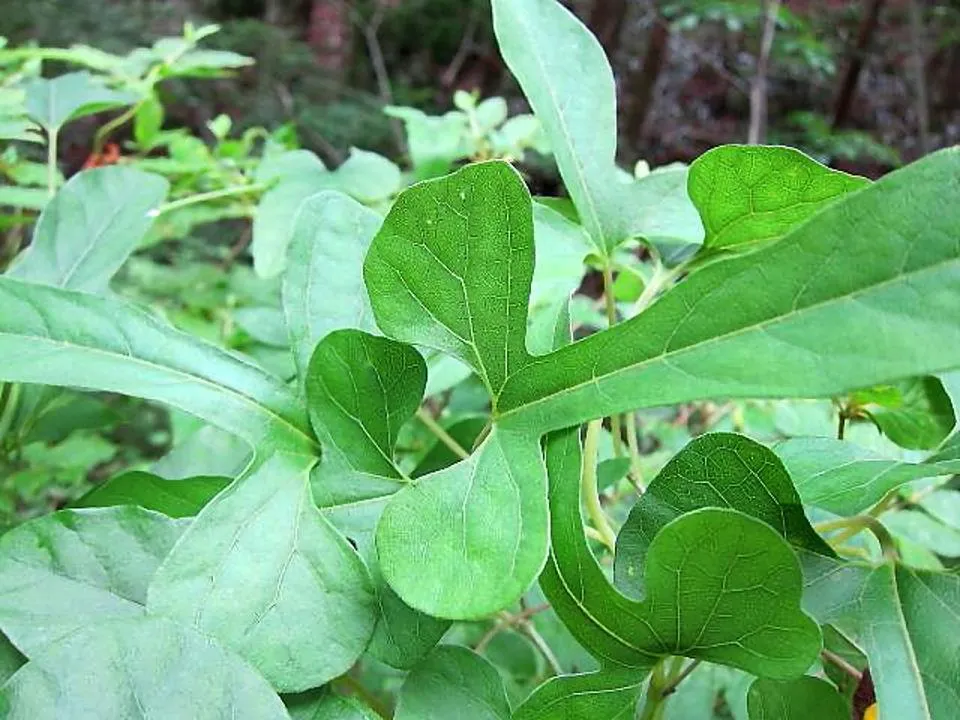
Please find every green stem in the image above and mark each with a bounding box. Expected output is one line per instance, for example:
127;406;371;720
624;411;646;491
93;101;142;155
0;383;21;447
46;130;58;197
583;418;618;554
638;657;700;720
416;407;469;460
601;262;625;457
154;183;268;216
519;619;563;677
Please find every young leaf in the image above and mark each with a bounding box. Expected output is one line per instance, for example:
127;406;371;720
747;676;848;720
513;669;649;720
394;646;511;720
0;278;314;453
20;71;136;134
498;148;960;430
7;167;169;292
147;453;377;692
541;429;820;678
364;161;534;398
283;192;382;383
853;376;955;450
0;506;185;656
0;617;288;719
615;433;833;599
775;437;951;516
376;427;548;620
689;145;868;251
72;470;230;518
802;555;960;719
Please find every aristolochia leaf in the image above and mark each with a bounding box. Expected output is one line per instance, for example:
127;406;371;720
542;428;820;678
512;669;650;720
614;433;833;598
0;278;315;453
776;437;952;516
72;471;231;518
688;145;868;251
854;375;956;450
394;646;511;720
747;676;848;720
498;147;960;430
364;161;534;398
147;453;377;692
7;166;169;292
0;617;288;719
283;192;382;385
802;554;960;719
285;687;380;720
376;427;548;619
0;507;185;656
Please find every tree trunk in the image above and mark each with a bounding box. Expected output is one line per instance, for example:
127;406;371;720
832;0;885;129
308;0;353;77
588;0;629;57
748;0;780;144
623;9;670;150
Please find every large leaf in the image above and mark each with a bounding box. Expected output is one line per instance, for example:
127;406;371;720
364;161;534;398
376;427;548;620
8;167;168;291
305;329;448;669
513;669;649;720
394;645;511;720
775;437;951;516
0;278;314;453
72;470;231;518
491;0;701;253
802;554;960;719
615;432;832;598
747;676;848;720
0;617;288;719
147;453;377;692
541;428;820;678
498;148;960;430
0;507;184;656
688;145;868;251
283;192;381;383
20;71;136;133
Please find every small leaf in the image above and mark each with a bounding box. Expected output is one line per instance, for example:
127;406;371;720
283;192;382;383
133;94;164;147
0;617;288;719
364;161;534;398
8;166;169;292
689;145;868;251
775;437;951;516
513;669;649;720
20;71;137;132
147;453;377;692
394;646;511;720
853;376;955;450
615;432;833;598
0;506;184;656
72;471;230;518
747;676;848;720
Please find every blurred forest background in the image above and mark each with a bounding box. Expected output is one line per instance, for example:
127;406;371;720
3;0;958;180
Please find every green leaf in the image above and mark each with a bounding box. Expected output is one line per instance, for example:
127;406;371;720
0;278;314;453
541;428;821;678
513;669;649;720
377;427;547;619
133;93;164;147
689;145;868;251
853;376;956;450
285;687;379;720
747;676;848;720
283;192;382;383
72;471;230;518
615;433;833;599
147;453;376;692
8;167;169;292
881;509;960;557
0;506;184;657
394;645;511;720
412;415;488;478
491;0;701;253
20;71;137;133
0;617;288;719
498;148;960;430
802;556;960;719
917;490;960;530
151;424;253;479
364;161;534;397
334;148;401;204
775;437;951;516
0;635;24;686
0;186;47;210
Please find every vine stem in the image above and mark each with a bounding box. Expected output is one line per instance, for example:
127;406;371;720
583;418;618;554
415;407;469;460
638;657;701;719
93;101;141;155
152;183;268;216
46;130;58;197
601;262;625;458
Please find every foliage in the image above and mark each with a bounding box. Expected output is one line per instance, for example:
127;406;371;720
0;0;958;717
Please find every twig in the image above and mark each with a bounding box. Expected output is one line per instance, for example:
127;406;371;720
748;0;780;144
822;649;863;681
518;620;563;677
441;4;480;87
